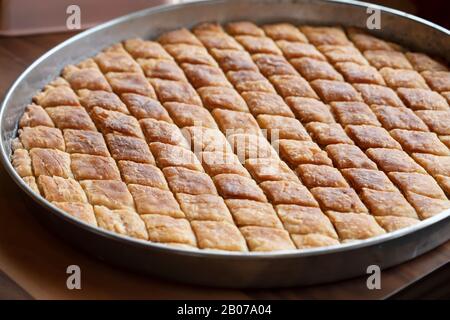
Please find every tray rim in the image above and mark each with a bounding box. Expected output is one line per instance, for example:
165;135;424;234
1;0;449;260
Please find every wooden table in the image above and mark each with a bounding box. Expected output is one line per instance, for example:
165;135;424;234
1;32;449;300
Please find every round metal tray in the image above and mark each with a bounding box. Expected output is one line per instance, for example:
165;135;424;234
1;0;449;288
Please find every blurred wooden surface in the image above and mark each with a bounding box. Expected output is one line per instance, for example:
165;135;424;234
1;31;449;300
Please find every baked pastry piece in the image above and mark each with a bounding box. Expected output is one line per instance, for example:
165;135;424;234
181;63;231;89
262;23;308;42
390;129;449;156
150;142;202;171
335;62;386;85
63;129;110;156
140;118;189;148
319;45;368;65
210;49;257;72
297;164;349;188
91;106;144;139
197;86;249;112
235;36;282;55
62;62;112;91
226;21;265;37
106;134;155;164
353;83;405;107
397;88;449;110
163;167;217;195
366;148;426;173
275;139;332;166
379;68;428;89
212;109;261;135
411;153;450;176
360;188;418;219
71;153;121;180
257;114;310;141
240;226;295;252
389;172;446;199
325;144;377;169
149;78;202;106
118;160;168;189
269;75;318;99
213;174;267;202
306;122;354;146
123;38;173;60
375;216;419;232
176;193;233;222
291;234;340;249
300;26;351;46
192;221;247;251
226;199;283;228
421;71;450;92
260;181;318;206
346;125;401;150
142;214;197;246
138;58;187;81
405;52;448;72
78;89;129;114
311;187;368;213
291;57;344;81
342;168;396;192
200;151;249;177
311;79;363;102
164;44;218;66
252;54;297;77
53;202;97;226
241;91;294;117
19;126;65;151
80;180;134;210
121;93;171;121
286;97;335;124
128;184;184;218
327;211;386;241
106;72;156;97
34;85;80;108
19;104;54;128
228;133;278;161
372;105;428;131
227;70;276;93
94;205;147;239
11;149;33;177
415;110;450;135
275;205;337;239
275;41;325;60
163;102;217;128
245;158;299;183
363;50;412;70
184;126;232;154
38;176;87;203
158;28;203;46
23;177;39;196
331;102;380;127
30;148;72;178
405;192;450;219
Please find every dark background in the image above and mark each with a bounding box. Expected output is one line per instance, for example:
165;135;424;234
363;0;449;29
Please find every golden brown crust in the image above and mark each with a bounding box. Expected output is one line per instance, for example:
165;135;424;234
54;202;97;226
276;205;337;239
192;221;247;251
240;226;295;252
176;193;233;222
11;21;450;252
128;184;184;218
327;211;386;240
225;199;283;228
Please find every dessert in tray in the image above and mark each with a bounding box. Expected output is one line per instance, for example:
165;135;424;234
10;21;450;252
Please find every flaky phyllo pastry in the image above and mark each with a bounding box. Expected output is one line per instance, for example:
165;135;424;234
11;22;450;252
